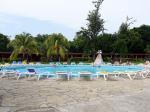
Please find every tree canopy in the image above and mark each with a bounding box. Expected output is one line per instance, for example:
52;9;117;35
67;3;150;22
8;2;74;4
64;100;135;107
0;33;11;52
77;0;104;59
44;33;69;61
8;32;38;61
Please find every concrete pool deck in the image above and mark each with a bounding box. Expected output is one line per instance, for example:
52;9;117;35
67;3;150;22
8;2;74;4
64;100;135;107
0;78;150;112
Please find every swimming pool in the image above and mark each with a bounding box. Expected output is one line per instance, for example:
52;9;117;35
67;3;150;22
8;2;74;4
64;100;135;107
2;64;144;75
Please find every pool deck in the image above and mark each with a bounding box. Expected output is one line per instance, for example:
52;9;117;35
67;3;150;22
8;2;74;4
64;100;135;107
0;78;150;112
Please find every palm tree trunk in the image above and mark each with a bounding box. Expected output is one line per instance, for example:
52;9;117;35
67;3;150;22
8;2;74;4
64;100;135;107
26;53;29;63
23;53;25;61
56;48;59;62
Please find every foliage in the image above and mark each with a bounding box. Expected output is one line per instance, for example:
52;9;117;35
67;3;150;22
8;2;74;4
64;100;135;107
44;33;69;61
69;57;93;64
8;32;38;61
69;35;89;53
133;25;150;53
144;45;150;53
35;34;48;56
112;17;144;54
77;0;104;57
0;33;11;52
96;33;116;53
113;39;128;54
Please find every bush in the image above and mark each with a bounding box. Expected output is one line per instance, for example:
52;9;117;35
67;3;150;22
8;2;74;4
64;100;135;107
103;57;111;62
70;57;93;64
40;57;48;63
131;59;145;64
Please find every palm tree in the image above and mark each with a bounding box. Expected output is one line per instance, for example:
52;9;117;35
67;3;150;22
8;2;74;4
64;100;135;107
8;32;38;62
44;33;68;62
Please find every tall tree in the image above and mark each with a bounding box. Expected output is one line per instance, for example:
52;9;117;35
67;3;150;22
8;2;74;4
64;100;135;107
8;32;38;61
77;0;104;59
35;34;49;57
132;25;150;53
69;35;89;53
97;33;116;53
44;33;69;61
0;33;11;52
113;17;143;54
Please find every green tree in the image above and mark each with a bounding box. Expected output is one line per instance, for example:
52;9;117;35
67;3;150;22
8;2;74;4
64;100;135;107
8;32;38;61
113;39;128;54
69;35;89;53
144;45;150;53
97;33;116;53
0;33;11;52
77;0;104;59
113;17;143;54
133;25;150;42
35;34;49;57
132;25;150;53
44;33;69;61
127;30;144;53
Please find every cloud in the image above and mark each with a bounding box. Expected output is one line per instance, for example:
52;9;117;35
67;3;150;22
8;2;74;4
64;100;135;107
0;0;93;30
0;0;150;38
0;13;76;40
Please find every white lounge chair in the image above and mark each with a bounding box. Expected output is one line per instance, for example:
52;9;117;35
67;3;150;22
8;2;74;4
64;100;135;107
141;69;150;78
26;68;51;80
56;71;70;80
0;70;17;79
78;71;93;80
0;70;5;78
16;71;28;80
118;71;142;80
71;62;76;65
96;71;108;80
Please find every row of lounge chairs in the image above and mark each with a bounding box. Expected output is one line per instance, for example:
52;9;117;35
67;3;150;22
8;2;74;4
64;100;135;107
0;69;96;80
1;68;150;81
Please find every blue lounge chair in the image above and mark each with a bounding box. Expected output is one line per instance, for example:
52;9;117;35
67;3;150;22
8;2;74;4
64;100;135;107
12;61;17;64
18;61;22;64
26;68;36;78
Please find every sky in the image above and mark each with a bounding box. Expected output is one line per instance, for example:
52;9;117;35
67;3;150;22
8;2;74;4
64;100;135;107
0;0;149;40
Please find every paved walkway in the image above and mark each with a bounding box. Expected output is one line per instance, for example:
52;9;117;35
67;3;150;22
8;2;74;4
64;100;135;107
0;78;150;112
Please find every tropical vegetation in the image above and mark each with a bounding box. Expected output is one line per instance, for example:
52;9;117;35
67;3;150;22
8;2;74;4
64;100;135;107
0;0;150;63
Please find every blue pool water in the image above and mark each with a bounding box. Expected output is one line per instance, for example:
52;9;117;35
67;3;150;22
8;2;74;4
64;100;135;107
3;65;144;75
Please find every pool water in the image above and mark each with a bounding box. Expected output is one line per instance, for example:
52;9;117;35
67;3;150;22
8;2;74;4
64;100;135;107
3;65;144;75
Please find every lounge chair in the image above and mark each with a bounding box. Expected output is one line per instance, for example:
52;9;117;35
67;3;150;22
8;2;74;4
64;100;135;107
56;62;62;66
18;61;22;64
115;70;143;80
0;69;4;78
62;62;68;65
12;61;17;65
26;68;36;78
71;62;76;65
16;70;28;80
0;69;17;79
78;71;93;80
140;69;150;78
96;71;108;80
56;71;70;80
78;62;84;65
132;70;146;79
26;68;52;80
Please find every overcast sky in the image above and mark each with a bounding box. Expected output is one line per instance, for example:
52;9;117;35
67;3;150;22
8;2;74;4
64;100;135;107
0;0;149;40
